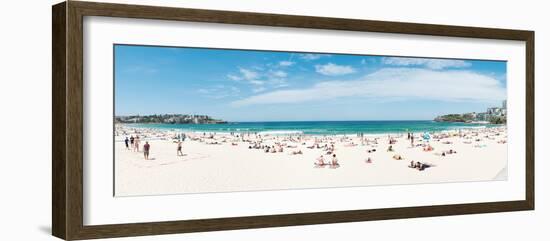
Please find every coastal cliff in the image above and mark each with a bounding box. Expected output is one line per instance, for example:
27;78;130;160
115;114;227;124
434;113;506;124
434;101;507;125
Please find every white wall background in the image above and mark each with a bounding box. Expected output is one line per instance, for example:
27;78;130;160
0;0;547;240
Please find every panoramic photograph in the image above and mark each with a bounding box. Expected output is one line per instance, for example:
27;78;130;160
113;44;508;197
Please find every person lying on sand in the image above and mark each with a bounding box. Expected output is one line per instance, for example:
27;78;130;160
445;149;457;154
291;150;303;155
367;149;376;153
423;145;434;152
417;162;430;171
393;154;403;160
344;142;357;147
315;155;326;166
408;161;430;171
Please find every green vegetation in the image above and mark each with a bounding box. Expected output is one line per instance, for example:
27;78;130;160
489;116;507;124
115;114;227;124
434;114;474;123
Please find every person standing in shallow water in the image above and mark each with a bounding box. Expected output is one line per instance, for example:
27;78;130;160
143;141;150;160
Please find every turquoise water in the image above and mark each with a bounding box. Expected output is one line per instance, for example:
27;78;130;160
125;121;501;135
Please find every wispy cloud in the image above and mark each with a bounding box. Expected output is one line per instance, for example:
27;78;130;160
239;68;260;80
227;66;289;89
252;87;267;93
248;80;265;85
268;78;289;88
279;61;294;67
270;70;288;78
227;74;243;81
123;66;158;74
197;85;240;99
382;57;471;70
315;63;356;76
299;54;331;61
227;68;266;85
231;68;505;106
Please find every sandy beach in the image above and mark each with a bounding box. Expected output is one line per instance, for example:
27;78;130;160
114;125;507;197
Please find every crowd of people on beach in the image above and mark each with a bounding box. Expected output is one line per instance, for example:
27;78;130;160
116;125;507;172
123;135;151;160
124;135;151;160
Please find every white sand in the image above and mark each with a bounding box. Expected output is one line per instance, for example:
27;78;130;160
114;126;507;197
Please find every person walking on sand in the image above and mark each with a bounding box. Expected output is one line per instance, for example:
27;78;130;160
124;137;129;150
134;136;140;152
177;141;183;156
143;141;150;160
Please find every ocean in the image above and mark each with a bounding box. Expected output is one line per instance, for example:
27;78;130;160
125;120;501;136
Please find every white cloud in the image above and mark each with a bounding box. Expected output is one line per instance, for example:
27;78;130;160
229;68;265;85
197;89;210;94
197;85;240;99
270;70;287;78
315;63;356;76
248;80;265;85
227;66;289;89
382;57;471;70
231;68;505;107
279;61;294;67
227;74;243;81
252;87;267;93
299;54;330;60
268;78;289;88
239;68;259;80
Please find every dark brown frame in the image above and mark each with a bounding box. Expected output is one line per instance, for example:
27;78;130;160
52;1;535;240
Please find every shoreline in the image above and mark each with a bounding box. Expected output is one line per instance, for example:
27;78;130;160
115;123;506;140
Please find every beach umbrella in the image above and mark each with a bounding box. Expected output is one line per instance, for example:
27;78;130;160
423;132;431;141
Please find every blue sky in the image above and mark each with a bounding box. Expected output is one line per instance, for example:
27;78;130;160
114;45;507;122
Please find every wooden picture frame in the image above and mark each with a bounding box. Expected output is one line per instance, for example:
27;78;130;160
52;1;534;240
